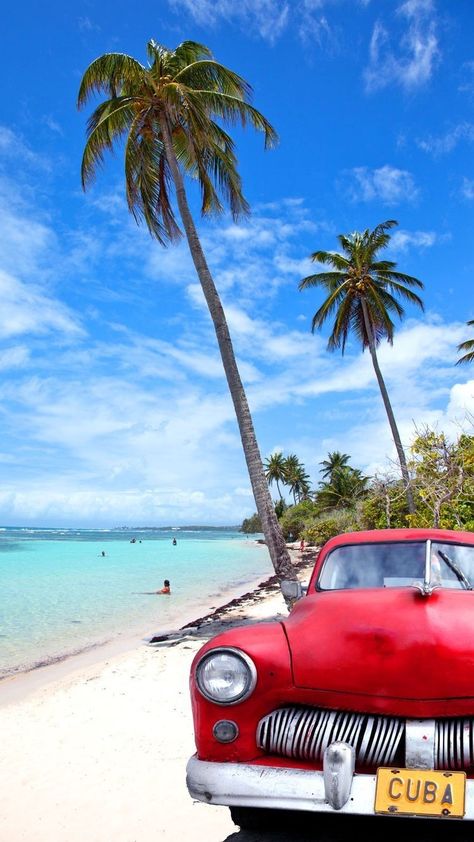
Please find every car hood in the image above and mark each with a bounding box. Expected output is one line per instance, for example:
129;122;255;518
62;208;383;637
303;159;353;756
284;587;474;700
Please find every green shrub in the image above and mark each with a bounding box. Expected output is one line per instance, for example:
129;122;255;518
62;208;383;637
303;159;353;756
360;486;409;530
278;500;319;540
303;510;358;546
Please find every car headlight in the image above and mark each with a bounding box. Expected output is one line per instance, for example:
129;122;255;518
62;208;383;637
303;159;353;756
195;647;257;705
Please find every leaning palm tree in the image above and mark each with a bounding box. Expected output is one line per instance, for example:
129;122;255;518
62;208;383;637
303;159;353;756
264;452;287;500
78;39;295;584
299;220;424;514
456;320;474;365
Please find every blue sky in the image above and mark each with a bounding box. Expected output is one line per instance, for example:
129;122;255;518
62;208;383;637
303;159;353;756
0;0;473;526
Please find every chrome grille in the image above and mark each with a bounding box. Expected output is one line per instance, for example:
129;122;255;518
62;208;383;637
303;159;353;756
258;707;474;770
257;706;404;767
437;719;474;770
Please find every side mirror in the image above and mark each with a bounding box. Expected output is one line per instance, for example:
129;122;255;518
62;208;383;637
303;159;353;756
281;579;304;601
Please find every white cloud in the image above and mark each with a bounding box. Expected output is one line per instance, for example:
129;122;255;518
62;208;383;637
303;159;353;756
417;122;474;156
0;270;83;339
43;115;63;136
167;0;370;45
78;16;100;33
365;0;439;92
0;346;30;371
167;0;290;44
342;165;419;204
0;126;50;171
461;178;474;200
447;381;474;420
390;229;436;251
459;61;474;96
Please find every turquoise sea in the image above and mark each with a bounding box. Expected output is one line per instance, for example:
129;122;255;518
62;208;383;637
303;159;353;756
0;526;271;678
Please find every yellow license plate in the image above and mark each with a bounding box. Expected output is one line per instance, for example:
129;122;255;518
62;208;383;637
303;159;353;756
375;767;466;818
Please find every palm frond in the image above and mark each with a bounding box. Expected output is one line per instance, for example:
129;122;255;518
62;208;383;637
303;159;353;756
310;251;350;271
181;89;278;148
169;40;213;71
376;276;424;309
298;271;346;292
124;113;181;243
376;269;424;290
81;97;137;187
456;343;474;365
456;322;474;365
328;291;356;353
78;54;146;107
173;60;252;99
310;282;351;334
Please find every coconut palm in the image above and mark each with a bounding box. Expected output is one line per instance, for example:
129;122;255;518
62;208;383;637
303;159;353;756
299;220;424;515
283;454;311;503
264;452;286;499
456;320;474;365
78;39;295;583
319;451;351;482
316;466;369;512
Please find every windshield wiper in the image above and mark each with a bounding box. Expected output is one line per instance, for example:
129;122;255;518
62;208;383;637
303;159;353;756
438;549;473;591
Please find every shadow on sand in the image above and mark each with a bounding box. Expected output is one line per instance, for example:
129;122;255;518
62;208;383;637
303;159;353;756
219;813;474;842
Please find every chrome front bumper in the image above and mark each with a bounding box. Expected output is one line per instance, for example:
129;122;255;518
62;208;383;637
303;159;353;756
187;747;474;820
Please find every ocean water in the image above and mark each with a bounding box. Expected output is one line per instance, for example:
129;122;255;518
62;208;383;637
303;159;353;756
0;526;271;678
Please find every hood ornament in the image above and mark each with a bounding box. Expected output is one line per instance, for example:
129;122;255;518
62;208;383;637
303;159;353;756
412;539;441;598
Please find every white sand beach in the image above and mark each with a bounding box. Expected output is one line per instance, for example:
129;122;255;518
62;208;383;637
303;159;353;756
0;551;314;842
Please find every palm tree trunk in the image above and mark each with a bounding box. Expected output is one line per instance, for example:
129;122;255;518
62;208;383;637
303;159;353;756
159;113;296;583
361;299;415;515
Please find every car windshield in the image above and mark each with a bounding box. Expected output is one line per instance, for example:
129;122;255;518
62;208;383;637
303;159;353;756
318;541;474;591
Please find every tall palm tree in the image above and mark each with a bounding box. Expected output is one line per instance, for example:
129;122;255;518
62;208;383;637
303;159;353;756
283;454;311;503
456;320;474;365
264;452;286;499
299;220;424;515
319;451;351;482
78;39;295;584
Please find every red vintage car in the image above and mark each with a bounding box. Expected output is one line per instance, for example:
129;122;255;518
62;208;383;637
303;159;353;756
186;528;474;829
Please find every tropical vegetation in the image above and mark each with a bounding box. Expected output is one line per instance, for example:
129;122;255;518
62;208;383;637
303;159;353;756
252;429;474;543
264;452;311;502
78;39;296;585
241;513;262;534
299;220;424;515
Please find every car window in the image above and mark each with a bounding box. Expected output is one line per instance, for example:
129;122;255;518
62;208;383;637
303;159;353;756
432;542;474;588
318;541;474;591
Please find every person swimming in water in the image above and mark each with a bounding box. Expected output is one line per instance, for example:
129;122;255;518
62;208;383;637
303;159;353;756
156;579;171;594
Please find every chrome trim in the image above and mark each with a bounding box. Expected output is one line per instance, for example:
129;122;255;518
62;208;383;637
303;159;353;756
437;719;474;770
425;538;432;588
257;706;404;768
195;647;257;706
323;742;355;809
258;706;474;772
186;755;474;819
406;719;436;769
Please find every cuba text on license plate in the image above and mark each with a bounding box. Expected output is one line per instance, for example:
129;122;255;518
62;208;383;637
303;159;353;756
375;767;466;818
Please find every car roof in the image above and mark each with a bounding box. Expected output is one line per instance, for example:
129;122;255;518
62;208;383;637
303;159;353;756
322;528;474;550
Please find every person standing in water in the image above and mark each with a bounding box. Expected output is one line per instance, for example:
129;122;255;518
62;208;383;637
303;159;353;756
172;538;177;546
